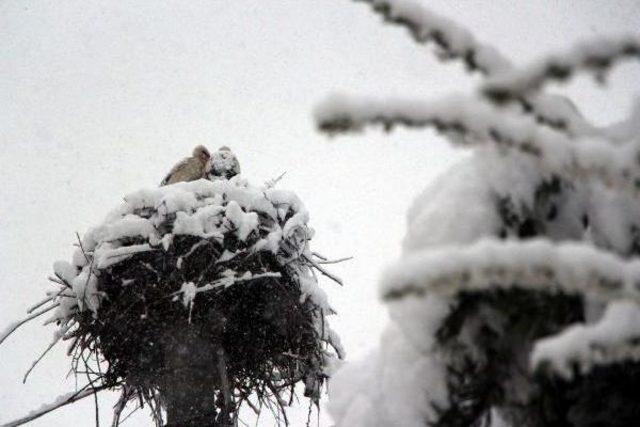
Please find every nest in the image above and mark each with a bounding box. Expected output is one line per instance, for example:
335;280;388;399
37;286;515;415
45;178;343;426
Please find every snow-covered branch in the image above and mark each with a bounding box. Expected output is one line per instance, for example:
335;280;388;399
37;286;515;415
314;93;585;156
352;0;512;75
531;301;640;379
316;93;640;193
603;96;640;141
483;35;640;101
316;93;550;140
173;272;283;302
381;238;640;303
349;0;600;137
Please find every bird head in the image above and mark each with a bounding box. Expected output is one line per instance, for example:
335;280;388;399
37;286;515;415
193;145;211;162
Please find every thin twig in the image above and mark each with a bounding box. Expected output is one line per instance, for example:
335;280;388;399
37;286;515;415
27;289;65;314
2;384;110;427
263;171;287;190
84;365;100;427
311;252;327;261
0;303;60;346
23;323;73;383
111;386;132;427
76;231;89;258
316;256;353;265
303;255;344;286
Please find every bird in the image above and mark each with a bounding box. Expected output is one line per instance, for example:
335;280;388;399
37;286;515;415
206;146;241;180
160;145;211;186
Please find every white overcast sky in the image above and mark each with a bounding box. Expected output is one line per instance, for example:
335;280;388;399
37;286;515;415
1;1;639;425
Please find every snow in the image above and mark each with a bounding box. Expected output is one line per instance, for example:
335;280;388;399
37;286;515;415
70;269;100;314
604;96;640;141
175;271;283;296
525;93;596;138
382;238;640;302
85;177;307;256
315;93;577;157
328;322;448;427
94;243;155;269
403;153;498;251
224;200;259;241
531;301;640;378
207;148;241;179
179;281;198;323
84;215;159;247
588;182;640;255
253;229;283;254
179;282;197;309
172;206;224;238
282;211;310;238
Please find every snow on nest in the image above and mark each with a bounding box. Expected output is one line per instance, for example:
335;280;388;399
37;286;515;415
51;176;330;320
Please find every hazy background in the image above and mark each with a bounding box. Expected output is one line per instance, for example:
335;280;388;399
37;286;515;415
1;1;639;425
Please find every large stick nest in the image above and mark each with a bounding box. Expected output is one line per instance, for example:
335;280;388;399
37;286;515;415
46;178;343;425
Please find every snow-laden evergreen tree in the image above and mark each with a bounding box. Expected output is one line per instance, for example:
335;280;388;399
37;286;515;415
315;1;640;426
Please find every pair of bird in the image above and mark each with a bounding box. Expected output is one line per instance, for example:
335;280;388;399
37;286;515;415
161;145;241;186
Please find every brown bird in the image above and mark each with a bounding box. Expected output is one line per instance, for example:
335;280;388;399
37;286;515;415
160;145;211;186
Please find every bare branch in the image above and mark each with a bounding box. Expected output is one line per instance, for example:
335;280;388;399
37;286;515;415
23;324;73;383
27;295;58;315
2;384;110;427
110;385;133;427
316;256;353;265
263;171;287;190
311;252;328;261
0;303;60;347
303;254;344;286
